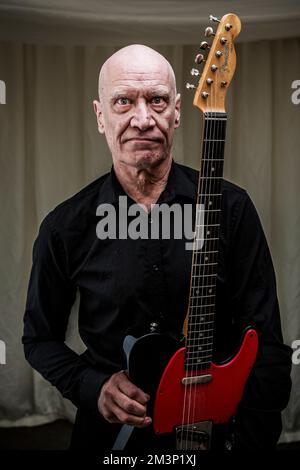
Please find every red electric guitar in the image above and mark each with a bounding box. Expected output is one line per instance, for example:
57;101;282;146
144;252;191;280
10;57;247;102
113;13;258;451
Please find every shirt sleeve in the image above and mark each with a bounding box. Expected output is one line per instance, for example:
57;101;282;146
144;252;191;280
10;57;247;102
22;215;111;415
228;192;292;449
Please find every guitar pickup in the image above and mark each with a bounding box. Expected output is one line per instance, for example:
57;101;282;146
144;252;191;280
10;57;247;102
181;374;212;385
175;421;213;450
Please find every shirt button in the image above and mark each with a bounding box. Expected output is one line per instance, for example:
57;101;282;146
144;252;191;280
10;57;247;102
152;264;159;271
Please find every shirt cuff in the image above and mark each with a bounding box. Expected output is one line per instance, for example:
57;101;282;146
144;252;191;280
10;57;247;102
79;368;111;415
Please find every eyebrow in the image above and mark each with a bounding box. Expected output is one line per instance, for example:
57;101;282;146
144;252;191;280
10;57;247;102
110;86;171;102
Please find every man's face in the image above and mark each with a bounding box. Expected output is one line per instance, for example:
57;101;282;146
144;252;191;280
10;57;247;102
93;51;181;170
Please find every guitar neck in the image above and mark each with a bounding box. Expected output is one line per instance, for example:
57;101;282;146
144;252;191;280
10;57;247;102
185;112;227;371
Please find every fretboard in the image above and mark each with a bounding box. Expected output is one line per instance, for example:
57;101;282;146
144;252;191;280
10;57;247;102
185;112;227;372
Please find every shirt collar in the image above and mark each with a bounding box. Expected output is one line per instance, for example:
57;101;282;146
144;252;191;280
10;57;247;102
96;159;197;207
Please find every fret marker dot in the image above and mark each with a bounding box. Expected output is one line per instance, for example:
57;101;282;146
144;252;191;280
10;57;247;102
209;288;212;293
207;231;210;235
211;167;215;171
209;201;212;206
205;256;208;261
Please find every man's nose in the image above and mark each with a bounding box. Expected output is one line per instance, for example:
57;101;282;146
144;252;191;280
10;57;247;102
130;102;155;130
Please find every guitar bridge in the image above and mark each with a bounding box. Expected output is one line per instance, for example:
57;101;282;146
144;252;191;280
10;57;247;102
175;421;212;450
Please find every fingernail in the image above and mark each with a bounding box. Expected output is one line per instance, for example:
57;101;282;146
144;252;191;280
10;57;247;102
144;417;152;424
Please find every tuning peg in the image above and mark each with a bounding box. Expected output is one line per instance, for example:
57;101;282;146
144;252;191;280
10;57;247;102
190;68;201;77
186;83;196;90
209;15;221;23
200;41;210;50
205;27;215;38
194;53;205;65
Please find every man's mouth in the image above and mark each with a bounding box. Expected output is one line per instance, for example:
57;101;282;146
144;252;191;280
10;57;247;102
124;137;162;144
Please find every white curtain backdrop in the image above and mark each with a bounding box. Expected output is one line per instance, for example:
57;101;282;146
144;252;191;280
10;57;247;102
0;0;300;445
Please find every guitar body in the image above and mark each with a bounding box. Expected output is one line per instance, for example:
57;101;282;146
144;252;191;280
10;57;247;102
153;328;258;434
125;327;258;442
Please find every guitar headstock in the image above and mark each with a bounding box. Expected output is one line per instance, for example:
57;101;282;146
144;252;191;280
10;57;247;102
187;13;241;114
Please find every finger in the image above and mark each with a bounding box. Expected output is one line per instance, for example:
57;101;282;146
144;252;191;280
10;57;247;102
110;402;152;428
112;390;147;418
117;372;150;405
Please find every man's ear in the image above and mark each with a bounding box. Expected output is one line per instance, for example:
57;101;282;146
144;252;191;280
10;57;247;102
93;100;105;134
174;93;181;129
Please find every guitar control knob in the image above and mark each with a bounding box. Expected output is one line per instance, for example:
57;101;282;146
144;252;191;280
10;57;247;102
205;27;215;38
191;68;201;77
200;41;210;50
194;53;205;64
186;83;196;90
209;14;221;23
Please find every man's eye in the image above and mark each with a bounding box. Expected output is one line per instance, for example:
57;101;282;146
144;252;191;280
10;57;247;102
151;96;164;105
116;98;130;105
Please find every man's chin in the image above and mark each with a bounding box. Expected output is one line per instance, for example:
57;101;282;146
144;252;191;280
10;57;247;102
133;152;166;169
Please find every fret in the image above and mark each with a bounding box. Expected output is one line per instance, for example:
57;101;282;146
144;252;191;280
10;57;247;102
187;342;214;348
192;273;217;278
187;328;214;336
195;223;220;227
193;262;217;267
189;294;215;299
204;117;226;121
193;250;218;254
199;176;223;179
202;158;224;161
186;351;213;357
189;304;215;313
188;321;215;327
188;310;215;315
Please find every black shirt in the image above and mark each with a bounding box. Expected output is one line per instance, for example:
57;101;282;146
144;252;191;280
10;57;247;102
22;160;292;449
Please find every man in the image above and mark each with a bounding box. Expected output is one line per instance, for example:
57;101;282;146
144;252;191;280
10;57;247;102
23;44;292;451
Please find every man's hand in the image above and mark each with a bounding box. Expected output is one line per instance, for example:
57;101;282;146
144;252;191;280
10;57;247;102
98;370;152;428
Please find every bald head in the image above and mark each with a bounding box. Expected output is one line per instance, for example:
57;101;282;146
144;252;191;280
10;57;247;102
98;44;177;101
